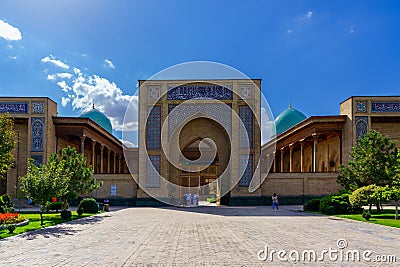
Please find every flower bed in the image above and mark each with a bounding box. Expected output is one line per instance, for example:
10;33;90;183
0;213;19;224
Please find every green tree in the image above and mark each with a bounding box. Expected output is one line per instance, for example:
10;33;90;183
338;130;398;190
349;184;384;212
20;159;69;225
374;186;400;220
49;146;102;210
0;113;16;177
374;152;400;219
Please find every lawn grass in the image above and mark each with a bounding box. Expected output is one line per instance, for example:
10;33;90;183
336;209;400;228
0;211;98;239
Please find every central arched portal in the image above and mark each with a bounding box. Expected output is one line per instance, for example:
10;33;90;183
179;137;220;202
171;117;231;205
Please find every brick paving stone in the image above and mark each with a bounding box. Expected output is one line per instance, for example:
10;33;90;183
0;205;399;266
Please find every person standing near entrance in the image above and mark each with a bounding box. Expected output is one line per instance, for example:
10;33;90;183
272;193;279;210
185;193;192;207
192;193;199;207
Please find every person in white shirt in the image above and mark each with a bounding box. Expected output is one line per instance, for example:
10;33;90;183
192;193;199;207
185;193;192;207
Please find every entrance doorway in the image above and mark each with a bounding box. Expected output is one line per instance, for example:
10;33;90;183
179;138;220;204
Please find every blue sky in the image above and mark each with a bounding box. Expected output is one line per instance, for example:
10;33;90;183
1;1;400;143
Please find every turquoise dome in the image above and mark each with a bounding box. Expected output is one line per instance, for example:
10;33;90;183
79;107;113;134
275;105;307;134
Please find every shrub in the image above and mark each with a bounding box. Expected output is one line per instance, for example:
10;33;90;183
362;210;371;221
324;205;336;215
60;210;72;220
0;194;14;213
45;202;64;212
349;185;382;208
7;224;16;233
319;191;352;215
304;199;321;212
78;198;99;213
206;197;216;203
350;206;364;214
77;207;84;216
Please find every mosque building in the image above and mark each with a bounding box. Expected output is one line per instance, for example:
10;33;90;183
1;84;400;205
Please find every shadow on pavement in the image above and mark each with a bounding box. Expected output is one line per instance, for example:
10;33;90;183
68;214;106;225
1;214;107;241
18;226;80;240
155;205;321;217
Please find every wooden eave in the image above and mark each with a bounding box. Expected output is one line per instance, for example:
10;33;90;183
262;115;347;151
53;117;123;154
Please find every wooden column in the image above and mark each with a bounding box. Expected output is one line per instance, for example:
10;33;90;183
118;155;122;174
312;134;319;172
80;135;86;157
280;148;285;173
273;152;277;173
300;139;305;172
91;140;96;173
289;144;294;173
113;152;117;174
107;149;111;174
100;145;104;174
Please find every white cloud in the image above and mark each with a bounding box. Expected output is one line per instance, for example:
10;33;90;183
56;73;73;79
121;139;137;148
57;81;71;92
261;107;276;144
8;55;17;60
104;59;115;69
43;54;138;133
287;29;292;34
7;44;13;49
61;97;70;107
48;73;73;81
299;11;313;21
41;55;70;70
349;25;355;33
47;74;56;80
73;67;81;75
53;69;138;131
0;20;22;41
69;74;138;131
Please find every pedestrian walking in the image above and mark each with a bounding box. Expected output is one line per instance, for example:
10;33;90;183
272;193;279;210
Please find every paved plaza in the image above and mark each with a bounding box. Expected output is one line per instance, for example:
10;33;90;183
0;205;399;266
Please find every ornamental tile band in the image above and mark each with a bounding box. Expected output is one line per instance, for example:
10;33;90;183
168;103;232;138
31;155;43;166
31;117;45;152
371;102;400;112
146;155;160;188
32;102;45;114
239;154;253;187
239;105;253;148
147;86;161;100
0;102;28;113
355;116;368;139
355;101;367;113
239;85;253;100
146;106;161;149
167;85;233;100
